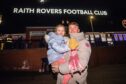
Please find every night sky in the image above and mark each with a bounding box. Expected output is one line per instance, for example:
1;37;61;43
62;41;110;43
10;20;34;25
0;0;126;33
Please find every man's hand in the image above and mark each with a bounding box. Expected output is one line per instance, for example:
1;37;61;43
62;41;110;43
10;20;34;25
51;62;60;73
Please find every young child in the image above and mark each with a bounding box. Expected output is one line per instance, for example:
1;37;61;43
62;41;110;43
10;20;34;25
45;24;71;84
45;24;70;65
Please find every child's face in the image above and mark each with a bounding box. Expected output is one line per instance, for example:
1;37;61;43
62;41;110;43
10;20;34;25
56;27;65;36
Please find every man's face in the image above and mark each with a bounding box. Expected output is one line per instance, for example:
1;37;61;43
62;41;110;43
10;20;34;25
68;24;80;33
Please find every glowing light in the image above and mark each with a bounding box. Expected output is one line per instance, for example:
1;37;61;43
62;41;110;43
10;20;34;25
0;15;2;24
40;0;45;3
89;16;95;32
90;16;94;19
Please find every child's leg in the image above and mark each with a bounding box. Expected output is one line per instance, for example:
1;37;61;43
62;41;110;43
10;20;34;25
62;74;71;84
54;58;71;84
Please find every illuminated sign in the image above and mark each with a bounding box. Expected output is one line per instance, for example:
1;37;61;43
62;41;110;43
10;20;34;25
100;33;106;42
13;8;108;16
30;31;46;36
123;34;126;41
118;34;123;41
113;34;124;41
113;34;119;41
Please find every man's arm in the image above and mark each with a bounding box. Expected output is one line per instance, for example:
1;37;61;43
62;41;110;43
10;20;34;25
51;60;70;74
58;40;91;74
78;40;91;70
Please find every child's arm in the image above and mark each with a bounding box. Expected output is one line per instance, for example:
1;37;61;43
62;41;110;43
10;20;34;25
50;39;70;53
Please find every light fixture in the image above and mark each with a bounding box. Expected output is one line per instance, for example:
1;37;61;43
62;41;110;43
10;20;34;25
62;20;65;24
40;0;48;3
89;15;94;32
0;15;2;24
90;16;94;19
66;20;69;24
40;0;45;3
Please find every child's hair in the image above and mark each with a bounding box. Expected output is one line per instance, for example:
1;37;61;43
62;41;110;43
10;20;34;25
55;24;66;32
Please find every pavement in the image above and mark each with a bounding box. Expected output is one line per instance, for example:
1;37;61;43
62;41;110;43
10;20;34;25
0;64;126;84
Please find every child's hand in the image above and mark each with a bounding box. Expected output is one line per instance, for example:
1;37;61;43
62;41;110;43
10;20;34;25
69;38;79;50
44;34;50;43
51;61;60;73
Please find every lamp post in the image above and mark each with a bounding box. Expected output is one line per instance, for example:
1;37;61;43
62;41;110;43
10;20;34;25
90;16;94;32
0;15;2;24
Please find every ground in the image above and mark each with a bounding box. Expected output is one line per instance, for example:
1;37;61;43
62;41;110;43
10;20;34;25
0;64;126;84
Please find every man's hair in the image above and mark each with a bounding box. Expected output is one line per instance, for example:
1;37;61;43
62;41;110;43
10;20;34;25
68;22;79;27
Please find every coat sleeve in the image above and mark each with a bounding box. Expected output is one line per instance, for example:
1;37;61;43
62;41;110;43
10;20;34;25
50;39;70;54
78;40;91;70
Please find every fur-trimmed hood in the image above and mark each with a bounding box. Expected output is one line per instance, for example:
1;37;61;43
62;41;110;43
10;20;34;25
70;32;85;42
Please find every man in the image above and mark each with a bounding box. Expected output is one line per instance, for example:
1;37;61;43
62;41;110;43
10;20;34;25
52;22;91;84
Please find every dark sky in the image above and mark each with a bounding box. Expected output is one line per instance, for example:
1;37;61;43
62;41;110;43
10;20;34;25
0;0;126;33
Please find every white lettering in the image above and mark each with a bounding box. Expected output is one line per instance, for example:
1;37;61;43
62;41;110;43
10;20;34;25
83;10;93;15
13;8;108;16
13;8;35;13
36;8;62;14
55;9;62;14
18;8;24;13
94;10;108;15
13;8;18;13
